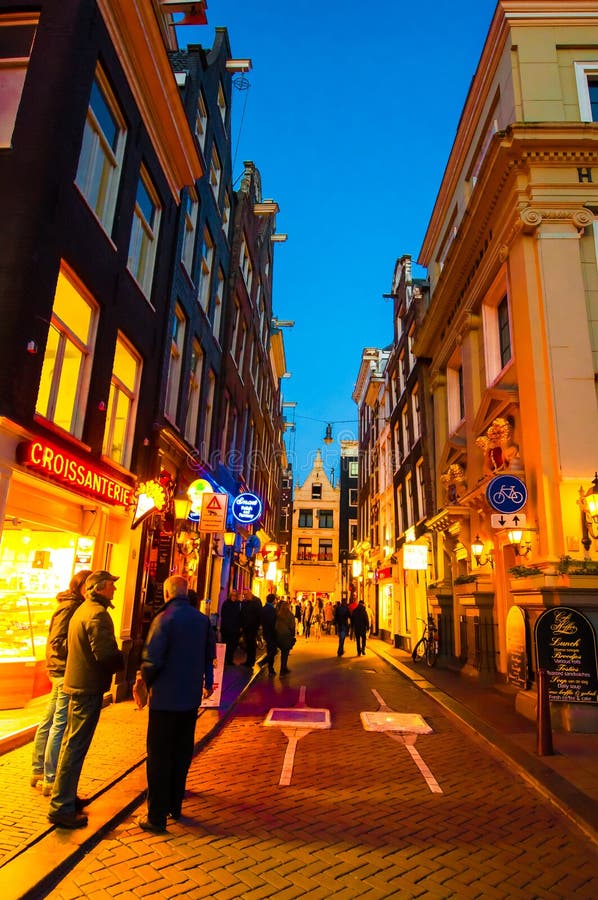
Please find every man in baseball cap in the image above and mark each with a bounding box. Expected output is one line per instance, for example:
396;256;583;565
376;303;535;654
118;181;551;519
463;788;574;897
48;570;124;829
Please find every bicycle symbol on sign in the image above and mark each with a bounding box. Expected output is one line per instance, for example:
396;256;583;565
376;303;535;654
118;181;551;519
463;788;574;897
491;484;524;507
486;474;527;514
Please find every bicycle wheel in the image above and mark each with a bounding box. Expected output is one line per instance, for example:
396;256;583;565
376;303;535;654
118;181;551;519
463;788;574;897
426;638;438;667
412;638;427;662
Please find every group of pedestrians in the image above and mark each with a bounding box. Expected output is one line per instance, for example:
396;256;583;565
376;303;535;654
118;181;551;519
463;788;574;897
32;569;215;835
261;593;296;676
32;571;371;833
334;596;372;657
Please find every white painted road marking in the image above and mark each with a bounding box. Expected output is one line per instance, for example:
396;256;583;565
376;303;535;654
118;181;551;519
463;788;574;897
263;686;331;786
364;689;443;794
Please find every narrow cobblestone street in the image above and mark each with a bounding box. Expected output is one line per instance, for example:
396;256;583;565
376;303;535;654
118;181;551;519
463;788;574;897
44;638;598;899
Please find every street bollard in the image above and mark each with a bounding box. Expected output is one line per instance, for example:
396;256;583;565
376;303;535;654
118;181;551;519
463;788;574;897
536;668;554;756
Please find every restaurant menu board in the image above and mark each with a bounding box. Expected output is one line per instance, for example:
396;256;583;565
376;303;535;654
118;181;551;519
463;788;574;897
535;607;598;703
506;605;529;689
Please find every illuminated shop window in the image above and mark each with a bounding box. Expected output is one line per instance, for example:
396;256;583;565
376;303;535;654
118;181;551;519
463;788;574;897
75;68;126;235
103;335;141;468
36;268;97;437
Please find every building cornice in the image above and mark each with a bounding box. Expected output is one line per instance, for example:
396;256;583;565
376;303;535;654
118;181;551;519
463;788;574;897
414;123;598;359
97;0;202;199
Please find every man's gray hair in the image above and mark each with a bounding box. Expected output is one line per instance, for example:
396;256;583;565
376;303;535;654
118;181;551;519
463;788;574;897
164;575;188;600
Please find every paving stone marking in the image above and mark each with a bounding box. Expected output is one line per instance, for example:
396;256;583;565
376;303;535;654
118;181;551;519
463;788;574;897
263;685;331;786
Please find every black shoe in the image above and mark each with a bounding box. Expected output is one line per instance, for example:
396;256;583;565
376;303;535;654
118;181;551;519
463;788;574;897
280;668;290;675
75;796;90;811
48;810;88;829
136;815;166;834
168;810;181;821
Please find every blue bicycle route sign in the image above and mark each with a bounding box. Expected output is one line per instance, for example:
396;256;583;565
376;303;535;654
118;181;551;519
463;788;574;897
485;474;527;514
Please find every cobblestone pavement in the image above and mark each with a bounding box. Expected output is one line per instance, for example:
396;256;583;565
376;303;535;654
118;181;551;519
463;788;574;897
0;699;147;866
41;637;598;900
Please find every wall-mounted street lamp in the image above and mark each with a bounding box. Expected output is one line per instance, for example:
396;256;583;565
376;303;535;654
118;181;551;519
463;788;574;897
471;535;494;568
507;529;532;558
580;473;598;551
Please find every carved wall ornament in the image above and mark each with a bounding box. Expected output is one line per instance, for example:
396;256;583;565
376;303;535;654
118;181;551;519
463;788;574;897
520;207;542;233
440;463;467;504
475;416;520;476
519;206;595;236
572;209;594;232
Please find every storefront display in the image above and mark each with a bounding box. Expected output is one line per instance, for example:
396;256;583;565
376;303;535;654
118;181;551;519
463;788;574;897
0;526;84;708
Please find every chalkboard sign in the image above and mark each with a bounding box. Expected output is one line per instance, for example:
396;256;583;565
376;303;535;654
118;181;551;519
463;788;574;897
506;605;529;689
535;607;598;703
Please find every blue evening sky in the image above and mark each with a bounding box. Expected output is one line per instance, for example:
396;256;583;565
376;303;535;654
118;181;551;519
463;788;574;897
178;0;497;484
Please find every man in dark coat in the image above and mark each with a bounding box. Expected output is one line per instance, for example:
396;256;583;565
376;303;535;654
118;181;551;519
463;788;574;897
219;588;241;665
334;597;350;657
240;588;262;668
351;599;370;656
48;570;124;829
138;575;215;833
261;593;278;675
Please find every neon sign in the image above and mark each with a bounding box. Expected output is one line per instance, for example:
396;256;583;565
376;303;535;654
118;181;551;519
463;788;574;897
17;439;133;507
232;492;263;525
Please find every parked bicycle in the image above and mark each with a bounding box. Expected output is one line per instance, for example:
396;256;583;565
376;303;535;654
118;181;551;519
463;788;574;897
412;614;439;667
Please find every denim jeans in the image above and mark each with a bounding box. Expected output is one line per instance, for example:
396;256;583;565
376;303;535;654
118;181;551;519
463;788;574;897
31;677;70;782
337;628;347;655
49;692;103;815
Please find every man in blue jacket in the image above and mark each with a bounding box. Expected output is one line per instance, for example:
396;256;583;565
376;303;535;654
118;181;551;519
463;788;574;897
138;575;215;833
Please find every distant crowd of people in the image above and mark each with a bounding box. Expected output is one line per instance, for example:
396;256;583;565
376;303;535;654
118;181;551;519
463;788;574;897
32;572;375;834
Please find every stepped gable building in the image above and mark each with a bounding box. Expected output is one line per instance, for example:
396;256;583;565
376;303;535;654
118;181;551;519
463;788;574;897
290;450;340;605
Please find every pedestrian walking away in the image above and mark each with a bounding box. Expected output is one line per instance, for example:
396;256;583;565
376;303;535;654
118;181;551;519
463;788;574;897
219;588;241;665
137;575;215;834
48;570;124;830
334;596;350;657
275;599;296;675
240;588;262;668
261;592;278;675
351;598;369;656
31;569;91;796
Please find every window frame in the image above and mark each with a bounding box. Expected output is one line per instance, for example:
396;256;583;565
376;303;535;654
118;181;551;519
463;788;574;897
184;338;203;444
35;266;97;439
483;281;513;386
181;190;198;276
298;509;313;528
75;67;126;236
127;165;161;300
102;334;142;469
164;304;186;423
318;509;334;529
574;62;598;121
0;13;38;148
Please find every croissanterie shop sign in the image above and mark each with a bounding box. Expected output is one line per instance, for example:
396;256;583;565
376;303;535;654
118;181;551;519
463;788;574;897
17;439;133;507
